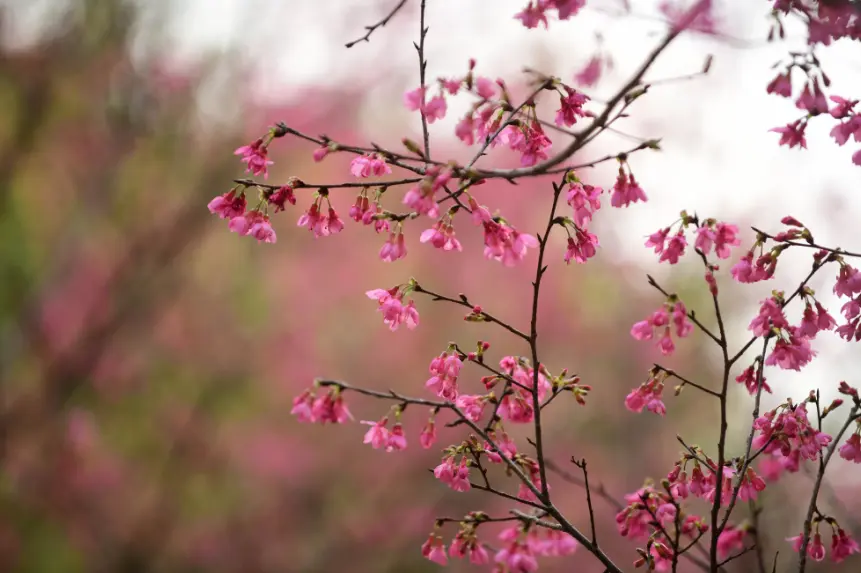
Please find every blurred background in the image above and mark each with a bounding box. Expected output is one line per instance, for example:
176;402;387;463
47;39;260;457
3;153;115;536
0;0;859;572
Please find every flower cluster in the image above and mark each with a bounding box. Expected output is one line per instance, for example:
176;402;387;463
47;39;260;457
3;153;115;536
630;298;693;356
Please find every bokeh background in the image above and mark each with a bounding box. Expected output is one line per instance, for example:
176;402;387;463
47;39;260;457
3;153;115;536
1;1;859;572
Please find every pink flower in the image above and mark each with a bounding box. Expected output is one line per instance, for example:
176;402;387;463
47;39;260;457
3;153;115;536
831;529;861;562
770;120;807;149
659;231;687;264
610;168;647;208
455;113;476;145
312;145;330;162
575;55;602;87
555;0;587;20
625;378;666;416
424;95;447;123
645;227;670;254
555;87;590;127
421;535;448;565
795;81;829;114
672;301;693;337
386;423;407;451
474;76;496;99
838;433;861;463
563;228;599;264
404;86;425;111
735;365;771;395
426;351;462;400
495;540;538;573
737;468;766;501
361;418;390;449
208;190;247;219
834;264;861;298
350;154;392;178
290;390;315;422
420;419;437;449
566;181;603;228
234;138;273;178
481;220;539;266
307;390;352;424
749;296;789;337
765;327;816;371
366;287;420;331
829;95;858;119
228;210;262;236
455;394;487;422
717;525;746;557
267;185;296;212
420;221;463;252
349;194;371;222
809;533;826;561
434;457;471;491
379;231;408;262
766;71;793;98
248;216;277;244
514;2;549;28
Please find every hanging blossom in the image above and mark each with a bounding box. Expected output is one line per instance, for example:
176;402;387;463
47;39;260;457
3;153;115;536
361;417;408;452
513;0;587;29
630;298;693;356
566;177;603;228
434;455;471;492
403;166;451;218
624;372;667;416
788;522;860;564
234;137;274;178
296;193;345;239
208;188;277;244
379;226;408;262
493;357;553;424
404;85;448;123
420;218;463;252
426;350;463;400
366;284;420;331
753;401;832;463
468;197;539;266
495;119;554;167
350;153;393;178
735;363;772;396
610;162;647;208
833;262;861;341
290;387;353;424
554;85;590;127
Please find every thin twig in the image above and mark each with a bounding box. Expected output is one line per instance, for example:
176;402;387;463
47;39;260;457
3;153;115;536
345;0;409;48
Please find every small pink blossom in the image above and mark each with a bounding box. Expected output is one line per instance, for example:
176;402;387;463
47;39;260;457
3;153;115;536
379;231;408;262
770;120;807;149
610;168;647;208
350;154;392;178
566;181;603;228
838;433;861;463
234;138;273;178
208;190;247;219
361;418;390;449
420;420;437;449
766;71;793;98
421;534;448;565
831;529;861;562
555;87;590;127
575;55;603;87
717;525;746;557
659;231;687;264
366;287;420;331
563;228;599;264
